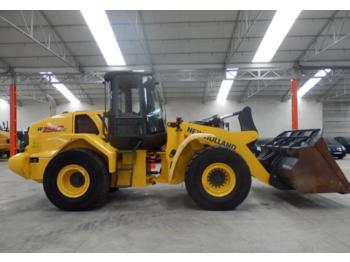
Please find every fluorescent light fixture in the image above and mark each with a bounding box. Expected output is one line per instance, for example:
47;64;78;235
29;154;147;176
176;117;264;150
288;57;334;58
298;69;331;99
216;69;238;104
0;98;8;107
252;10;301;63
226;69;238;80
81;10;125;66
217;80;234;104
40;72;80;105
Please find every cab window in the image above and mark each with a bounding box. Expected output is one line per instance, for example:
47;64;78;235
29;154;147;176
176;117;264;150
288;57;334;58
75;114;99;134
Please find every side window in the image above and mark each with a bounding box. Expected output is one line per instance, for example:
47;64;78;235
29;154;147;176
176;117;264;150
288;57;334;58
112;76;141;117
75;114;99;134
116;87;140;115
144;81;165;134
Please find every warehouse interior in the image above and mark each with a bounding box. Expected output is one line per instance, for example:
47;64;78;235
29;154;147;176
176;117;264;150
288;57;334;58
1;9;350;252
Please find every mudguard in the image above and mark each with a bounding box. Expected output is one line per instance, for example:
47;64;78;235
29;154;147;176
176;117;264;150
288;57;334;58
168;133;216;184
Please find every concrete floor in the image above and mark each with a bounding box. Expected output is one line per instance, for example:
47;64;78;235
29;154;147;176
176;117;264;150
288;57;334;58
1;158;350;252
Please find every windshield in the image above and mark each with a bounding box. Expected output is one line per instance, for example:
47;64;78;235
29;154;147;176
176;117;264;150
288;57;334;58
341;137;350;143
325;137;341;145
143;76;166;134
144;77;160;116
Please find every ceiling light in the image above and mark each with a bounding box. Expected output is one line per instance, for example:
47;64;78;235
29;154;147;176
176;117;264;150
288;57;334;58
40;72;80;105
217;80;234;104
81;10;126;66
252;10;301;63
298;69;331;99
216;69;238;104
226;69;238;79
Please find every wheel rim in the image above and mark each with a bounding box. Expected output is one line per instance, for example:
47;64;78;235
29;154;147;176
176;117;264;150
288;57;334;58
57;164;90;198
201;163;236;197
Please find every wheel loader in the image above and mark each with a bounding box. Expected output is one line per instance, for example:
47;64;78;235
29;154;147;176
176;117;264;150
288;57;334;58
0;121;24;158
8;71;350;211
0;121;10;158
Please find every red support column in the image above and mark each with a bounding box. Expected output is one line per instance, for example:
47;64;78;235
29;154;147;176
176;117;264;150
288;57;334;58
291;79;299;130
9;82;17;156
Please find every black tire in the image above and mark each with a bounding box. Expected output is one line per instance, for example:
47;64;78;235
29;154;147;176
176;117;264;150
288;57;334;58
185;147;251;210
43;149;110;211
109;187;119;193
338;156;344;160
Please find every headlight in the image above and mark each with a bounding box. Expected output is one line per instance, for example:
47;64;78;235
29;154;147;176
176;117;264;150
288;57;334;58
342;146;346;151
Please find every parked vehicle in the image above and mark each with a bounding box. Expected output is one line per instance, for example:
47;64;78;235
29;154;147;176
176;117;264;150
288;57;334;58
0;121;26;158
334;136;350;153
0;121;10;158
324;137;346;159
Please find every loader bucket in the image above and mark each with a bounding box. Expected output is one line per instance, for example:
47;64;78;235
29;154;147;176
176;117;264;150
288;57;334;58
258;129;350;194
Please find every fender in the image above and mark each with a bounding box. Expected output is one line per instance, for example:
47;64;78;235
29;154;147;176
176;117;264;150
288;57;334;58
168;133;216;184
60;134;117;173
9;134;117;183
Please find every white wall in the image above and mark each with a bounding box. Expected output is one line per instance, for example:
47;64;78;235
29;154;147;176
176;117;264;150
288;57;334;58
0;101;105;131
166;98;323;138
0;102;50;131
323;102;350;136
0;98;323;138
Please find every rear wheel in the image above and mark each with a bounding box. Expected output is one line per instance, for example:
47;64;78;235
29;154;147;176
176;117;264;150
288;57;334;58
43;149;110;211
185;147;251;210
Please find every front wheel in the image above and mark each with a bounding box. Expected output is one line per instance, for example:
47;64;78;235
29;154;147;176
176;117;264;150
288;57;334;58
185;147;251;210
43;149;110;211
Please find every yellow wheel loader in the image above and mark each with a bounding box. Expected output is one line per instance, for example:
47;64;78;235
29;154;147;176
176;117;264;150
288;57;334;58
0;121;10;158
8;71;350;211
0;121;23;158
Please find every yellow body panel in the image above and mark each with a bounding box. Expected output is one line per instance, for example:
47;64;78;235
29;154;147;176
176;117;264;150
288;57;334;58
8;110;117;183
8;109;271;190
8;152;30;177
165;122;270;185
167;133;215;184
115;150;150;187
60;134;117;173
0;130;10;152
155;152;169;183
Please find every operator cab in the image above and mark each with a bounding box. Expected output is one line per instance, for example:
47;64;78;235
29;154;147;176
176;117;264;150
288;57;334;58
104;71;166;150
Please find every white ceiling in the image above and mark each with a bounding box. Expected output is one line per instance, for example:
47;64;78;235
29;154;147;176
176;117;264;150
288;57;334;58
0;10;350;105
